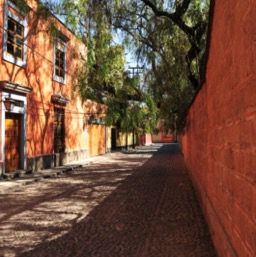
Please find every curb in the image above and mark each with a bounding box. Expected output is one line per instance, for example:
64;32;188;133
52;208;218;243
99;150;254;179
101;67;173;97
0;150;142;194
0;164;82;194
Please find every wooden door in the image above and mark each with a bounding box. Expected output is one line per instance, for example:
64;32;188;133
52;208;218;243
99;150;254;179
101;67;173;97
88;124;106;157
5;113;21;172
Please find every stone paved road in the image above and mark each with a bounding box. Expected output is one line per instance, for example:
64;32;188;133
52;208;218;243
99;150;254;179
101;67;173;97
0;144;216;257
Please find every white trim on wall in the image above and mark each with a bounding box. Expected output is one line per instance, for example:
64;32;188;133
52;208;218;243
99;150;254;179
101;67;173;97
0;92;28;174
3;0;28;68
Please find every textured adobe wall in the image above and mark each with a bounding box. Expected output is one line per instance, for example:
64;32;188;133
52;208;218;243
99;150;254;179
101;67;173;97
181;0;256;256
0;0;106;171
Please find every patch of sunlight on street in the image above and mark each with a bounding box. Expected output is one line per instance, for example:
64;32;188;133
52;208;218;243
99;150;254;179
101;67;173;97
0;150;153;256
0;229;50;253
0;177;127;255
94;185;119;192
0;249;16;257
36;199;93;218
54;178;88;184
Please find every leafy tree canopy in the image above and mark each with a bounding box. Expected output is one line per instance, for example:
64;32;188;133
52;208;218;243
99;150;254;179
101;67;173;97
39;0;210;133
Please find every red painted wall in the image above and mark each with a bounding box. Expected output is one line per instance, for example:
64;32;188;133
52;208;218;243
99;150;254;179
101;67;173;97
151;121;174;143
181;1;256;256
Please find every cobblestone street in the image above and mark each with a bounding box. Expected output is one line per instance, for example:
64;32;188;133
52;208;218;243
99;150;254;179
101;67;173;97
0;144;216;257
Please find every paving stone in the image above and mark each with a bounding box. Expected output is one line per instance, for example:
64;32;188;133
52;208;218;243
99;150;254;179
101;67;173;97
0;144;216;257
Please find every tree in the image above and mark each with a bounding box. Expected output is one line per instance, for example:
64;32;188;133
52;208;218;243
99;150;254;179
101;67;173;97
105;72;158;136
109;0;210;131
113;0;210;89
45;0;126;103
42;0;159;134
40;0;211;132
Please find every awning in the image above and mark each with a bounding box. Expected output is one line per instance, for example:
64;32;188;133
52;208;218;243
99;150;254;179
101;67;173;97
0;81;33;94
51;91;70;105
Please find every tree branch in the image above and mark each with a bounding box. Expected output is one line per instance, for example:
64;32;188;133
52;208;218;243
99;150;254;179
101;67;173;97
140;0;194;39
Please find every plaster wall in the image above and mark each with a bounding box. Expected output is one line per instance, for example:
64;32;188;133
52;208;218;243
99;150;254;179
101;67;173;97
181;1;256;256
0;0;105;171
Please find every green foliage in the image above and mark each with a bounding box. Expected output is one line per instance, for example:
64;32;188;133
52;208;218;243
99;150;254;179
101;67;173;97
10;0;30;15
103;68;158;134
110;0;210;131
41;0;210;133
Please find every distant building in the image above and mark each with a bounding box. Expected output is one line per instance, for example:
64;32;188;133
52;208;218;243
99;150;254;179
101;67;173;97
151;120;174;143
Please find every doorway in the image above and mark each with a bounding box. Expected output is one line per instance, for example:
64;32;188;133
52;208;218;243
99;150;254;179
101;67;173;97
88;124;106;156
111;128;116;151
5;113;21;172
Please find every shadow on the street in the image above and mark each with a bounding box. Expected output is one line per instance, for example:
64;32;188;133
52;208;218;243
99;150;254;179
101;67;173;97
0;144;216;257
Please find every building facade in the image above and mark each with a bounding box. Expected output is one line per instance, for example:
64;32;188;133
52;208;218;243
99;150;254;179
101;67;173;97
151;120;174;144
0;0;106;175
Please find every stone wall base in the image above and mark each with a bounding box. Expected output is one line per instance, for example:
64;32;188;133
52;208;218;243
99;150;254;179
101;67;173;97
27;149;88;172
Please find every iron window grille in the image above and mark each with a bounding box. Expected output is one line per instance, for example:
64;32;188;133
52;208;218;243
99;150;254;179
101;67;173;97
7;17;24;60
3;1;27;67
55;48;65;78
53;38;66;84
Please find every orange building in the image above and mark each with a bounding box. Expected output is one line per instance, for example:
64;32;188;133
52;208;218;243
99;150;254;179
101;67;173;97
151;120;174;143
0;0;106;175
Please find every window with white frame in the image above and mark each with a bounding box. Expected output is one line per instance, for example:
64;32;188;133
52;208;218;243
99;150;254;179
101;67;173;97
53;38;66;84
7;17;24;59
3;1;27;67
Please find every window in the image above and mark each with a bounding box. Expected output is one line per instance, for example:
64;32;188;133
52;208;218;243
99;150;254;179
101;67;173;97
55;48;65;78
54;107;65;153
3;1;27;67
7;17;24;60
53;38;66;84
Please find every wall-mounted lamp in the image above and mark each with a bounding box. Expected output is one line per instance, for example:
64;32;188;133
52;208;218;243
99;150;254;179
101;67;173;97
3;97;16;111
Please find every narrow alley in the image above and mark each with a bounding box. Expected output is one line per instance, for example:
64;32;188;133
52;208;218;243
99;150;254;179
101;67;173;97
0;144;216;257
